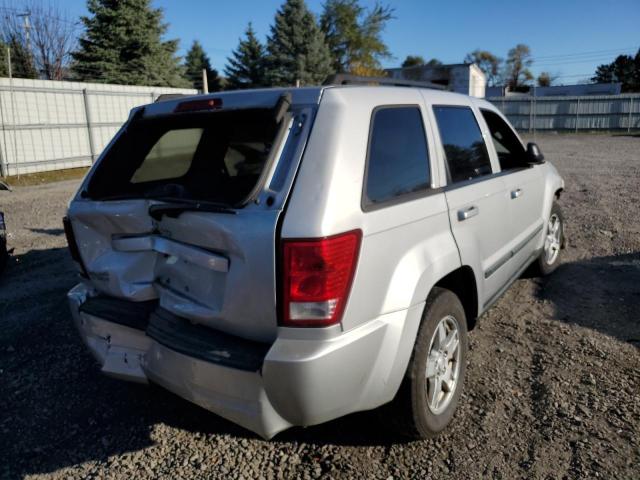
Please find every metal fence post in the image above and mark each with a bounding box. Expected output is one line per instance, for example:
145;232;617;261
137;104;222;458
628;97;634;133
0;141;5;178
575;98;580;133
82;89;96;163
0;93;6;178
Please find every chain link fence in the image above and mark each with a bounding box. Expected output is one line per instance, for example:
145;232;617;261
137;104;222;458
488;94;640;133
0;78;196;177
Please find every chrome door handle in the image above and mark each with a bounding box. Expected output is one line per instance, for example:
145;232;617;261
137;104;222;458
511;188;522;199
458;205;479;221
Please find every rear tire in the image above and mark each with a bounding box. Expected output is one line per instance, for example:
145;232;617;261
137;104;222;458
390;287;468;439
535;201;564;276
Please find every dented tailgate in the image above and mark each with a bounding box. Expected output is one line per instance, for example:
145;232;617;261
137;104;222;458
67;89;319;343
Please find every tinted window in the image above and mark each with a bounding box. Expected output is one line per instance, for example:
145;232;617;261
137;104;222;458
131;128;203;183
481;109;527;171
433;106;492;183
364;107;430;207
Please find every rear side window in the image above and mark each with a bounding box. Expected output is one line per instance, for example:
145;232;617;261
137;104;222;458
87;109;281;206
363;106;430;209
433;106;492;183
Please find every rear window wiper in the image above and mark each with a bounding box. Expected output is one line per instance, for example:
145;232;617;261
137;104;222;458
148;201;236;221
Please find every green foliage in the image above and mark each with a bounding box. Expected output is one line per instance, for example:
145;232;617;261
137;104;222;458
0;36;38;79
537;72;554;87
0;41;7;77
265;0;333;86
184;40;221;92
592;49;640;93
505;44;533;90
320;0;393;74
401;55;425;68
72;0;189;87
224;23;267;90
464;50;502;86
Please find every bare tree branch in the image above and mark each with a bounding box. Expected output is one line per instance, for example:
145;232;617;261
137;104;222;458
0;0;78;80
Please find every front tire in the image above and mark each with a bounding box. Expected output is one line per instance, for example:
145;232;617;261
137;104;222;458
391;287;468;438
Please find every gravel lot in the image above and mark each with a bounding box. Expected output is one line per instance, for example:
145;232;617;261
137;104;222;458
1;133;639;479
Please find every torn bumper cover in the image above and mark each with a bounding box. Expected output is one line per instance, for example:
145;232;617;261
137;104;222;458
68;282;411;439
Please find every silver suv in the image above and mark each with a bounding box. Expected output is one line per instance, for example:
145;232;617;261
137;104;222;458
65;81;565;439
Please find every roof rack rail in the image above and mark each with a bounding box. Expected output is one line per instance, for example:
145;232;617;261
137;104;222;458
324;74;446;90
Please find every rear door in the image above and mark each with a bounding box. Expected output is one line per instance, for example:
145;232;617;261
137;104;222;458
68;93;316;343
479;108;545;269
427;102;513;308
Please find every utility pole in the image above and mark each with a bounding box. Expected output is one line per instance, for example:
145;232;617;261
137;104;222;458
202;69;208;94
16;10;32;53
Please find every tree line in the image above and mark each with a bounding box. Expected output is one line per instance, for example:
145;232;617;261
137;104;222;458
403;45;639;92
0;0;394;90
1;0;638;93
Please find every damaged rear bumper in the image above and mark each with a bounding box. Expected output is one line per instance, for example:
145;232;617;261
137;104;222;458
68;283;422;439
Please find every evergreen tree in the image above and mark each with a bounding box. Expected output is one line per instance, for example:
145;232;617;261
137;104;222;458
265;0;333;86
4;36;38;79
224;23;267;90
0;41;7;77
592;49;640;93
72;0;189;87
320;0;393;74
184;40;221;91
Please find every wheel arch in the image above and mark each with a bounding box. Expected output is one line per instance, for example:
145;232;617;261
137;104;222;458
433;266;479;331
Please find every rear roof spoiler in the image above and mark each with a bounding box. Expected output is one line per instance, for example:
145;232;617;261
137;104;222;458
154;93;191;103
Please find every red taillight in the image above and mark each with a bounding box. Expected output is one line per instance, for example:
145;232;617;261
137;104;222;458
281;230;361;327
63;216;88;277
174;98;222;113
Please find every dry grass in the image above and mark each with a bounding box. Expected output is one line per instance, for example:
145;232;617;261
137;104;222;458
1;167;89;187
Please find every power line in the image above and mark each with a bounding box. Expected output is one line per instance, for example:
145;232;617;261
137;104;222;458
553;73;594;78
0;6;80;26
535;53;638;67
532;46;639;60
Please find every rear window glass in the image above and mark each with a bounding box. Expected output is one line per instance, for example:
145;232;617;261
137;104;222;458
433;106;492;183
87;109;282;206
364;106;430;208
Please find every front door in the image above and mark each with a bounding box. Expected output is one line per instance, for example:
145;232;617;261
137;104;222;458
480;109;545;270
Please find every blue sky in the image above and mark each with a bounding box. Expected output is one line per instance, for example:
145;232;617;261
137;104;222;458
59;0;640;84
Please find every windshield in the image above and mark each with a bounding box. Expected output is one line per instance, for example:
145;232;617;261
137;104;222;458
86;109;282;206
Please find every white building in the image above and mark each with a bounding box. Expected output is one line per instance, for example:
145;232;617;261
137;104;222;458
385;63;486;98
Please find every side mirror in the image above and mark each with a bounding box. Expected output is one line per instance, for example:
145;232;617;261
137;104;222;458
526;142;545;164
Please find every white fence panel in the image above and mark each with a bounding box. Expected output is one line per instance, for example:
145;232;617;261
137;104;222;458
488;94;640;132
0;78;196;176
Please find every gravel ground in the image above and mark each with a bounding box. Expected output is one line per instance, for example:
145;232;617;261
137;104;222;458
1;133;639;479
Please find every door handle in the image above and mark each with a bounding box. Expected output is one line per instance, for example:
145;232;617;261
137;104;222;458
511;188;522;199
458;205;479;221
